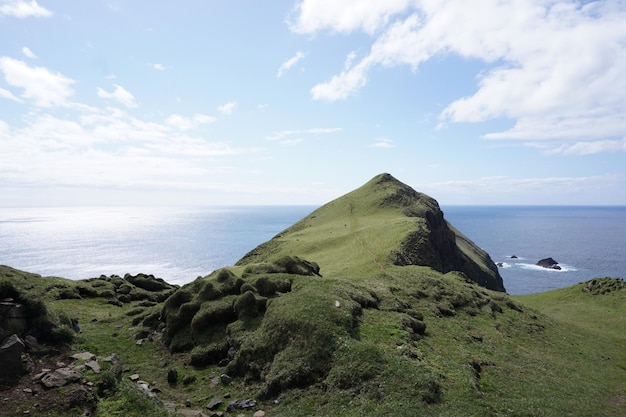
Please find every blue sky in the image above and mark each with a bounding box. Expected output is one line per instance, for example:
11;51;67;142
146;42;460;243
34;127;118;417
1;0;625;206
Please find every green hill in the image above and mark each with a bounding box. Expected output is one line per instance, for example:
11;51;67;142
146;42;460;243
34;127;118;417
1;173;624;417
235;173;505;292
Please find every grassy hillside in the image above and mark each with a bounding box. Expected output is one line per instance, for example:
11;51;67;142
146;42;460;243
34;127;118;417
1;174;624;416
236;173;504;291
3;266;624;416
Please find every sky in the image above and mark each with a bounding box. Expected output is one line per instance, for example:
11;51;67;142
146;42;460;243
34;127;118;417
1;0;625;207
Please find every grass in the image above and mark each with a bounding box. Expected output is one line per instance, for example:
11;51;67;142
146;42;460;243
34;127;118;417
3;260;625;416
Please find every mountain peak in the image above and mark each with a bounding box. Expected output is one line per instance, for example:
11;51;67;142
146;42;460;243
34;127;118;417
237;174;505;292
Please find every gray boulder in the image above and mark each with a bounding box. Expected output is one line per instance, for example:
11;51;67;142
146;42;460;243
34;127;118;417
0;334;25;384
40;367;82;388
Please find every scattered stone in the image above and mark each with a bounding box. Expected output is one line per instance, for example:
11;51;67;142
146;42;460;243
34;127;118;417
163;402;176;412
22;335;46;353
85;360;100;373
22;352;35;373
132;329;150;340
31;371;47;381
210;376;220;387
177;410;207;417
137;381;155;398
206;397;223;410
158;360;168;368
23;388;33;394
71;352;96;361
40;367;81;388
182;375;196;386
102;353;119;362
167;368;178;384
253;411;266;417
226;399;256;411
103;353;122;380
220;374;232;385
129;373;140;381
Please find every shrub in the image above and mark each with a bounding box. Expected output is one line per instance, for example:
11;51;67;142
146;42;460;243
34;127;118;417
47;324;75;345
196;281;222;301
116;284;133;295
77;285;98;298
124;273;169;292
254;277;276;297
96;370;119;397
118;294;131;304
58;287;81;300
234;291;259;319
240;282;255;294
98;289;116;299
190;298;236;335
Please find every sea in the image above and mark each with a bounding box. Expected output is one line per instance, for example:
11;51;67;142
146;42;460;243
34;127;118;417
0;205;624;295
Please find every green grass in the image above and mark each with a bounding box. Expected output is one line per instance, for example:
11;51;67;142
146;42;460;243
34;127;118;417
3;262;625;416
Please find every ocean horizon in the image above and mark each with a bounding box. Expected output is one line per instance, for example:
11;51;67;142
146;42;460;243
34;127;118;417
1;205;624;295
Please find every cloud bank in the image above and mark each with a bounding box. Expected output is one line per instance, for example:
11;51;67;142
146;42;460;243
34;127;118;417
290;0;626;152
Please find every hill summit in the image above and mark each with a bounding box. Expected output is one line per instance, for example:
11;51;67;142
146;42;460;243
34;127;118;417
237;173;505;292
157;173;515;400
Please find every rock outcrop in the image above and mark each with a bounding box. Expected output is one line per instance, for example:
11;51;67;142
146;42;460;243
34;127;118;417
537;257;561;270
0;334;25;383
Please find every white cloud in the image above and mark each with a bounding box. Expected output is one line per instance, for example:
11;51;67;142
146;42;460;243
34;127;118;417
21;46;37;59
165;113;217;130
277;51;305;78
289;0;416;34
295;1;626;147
218;101;237;115
369;137;394;148
546;138;626;156
266;127;342;143
417;173;626;204
0;87;22;102
311;59;368;101
96;84;137;108
151;63;166;71
0;106;262;191
0;0;52;18
0;57;74;107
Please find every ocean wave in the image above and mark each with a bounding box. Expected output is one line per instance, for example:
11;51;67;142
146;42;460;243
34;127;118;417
517;263;578;272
